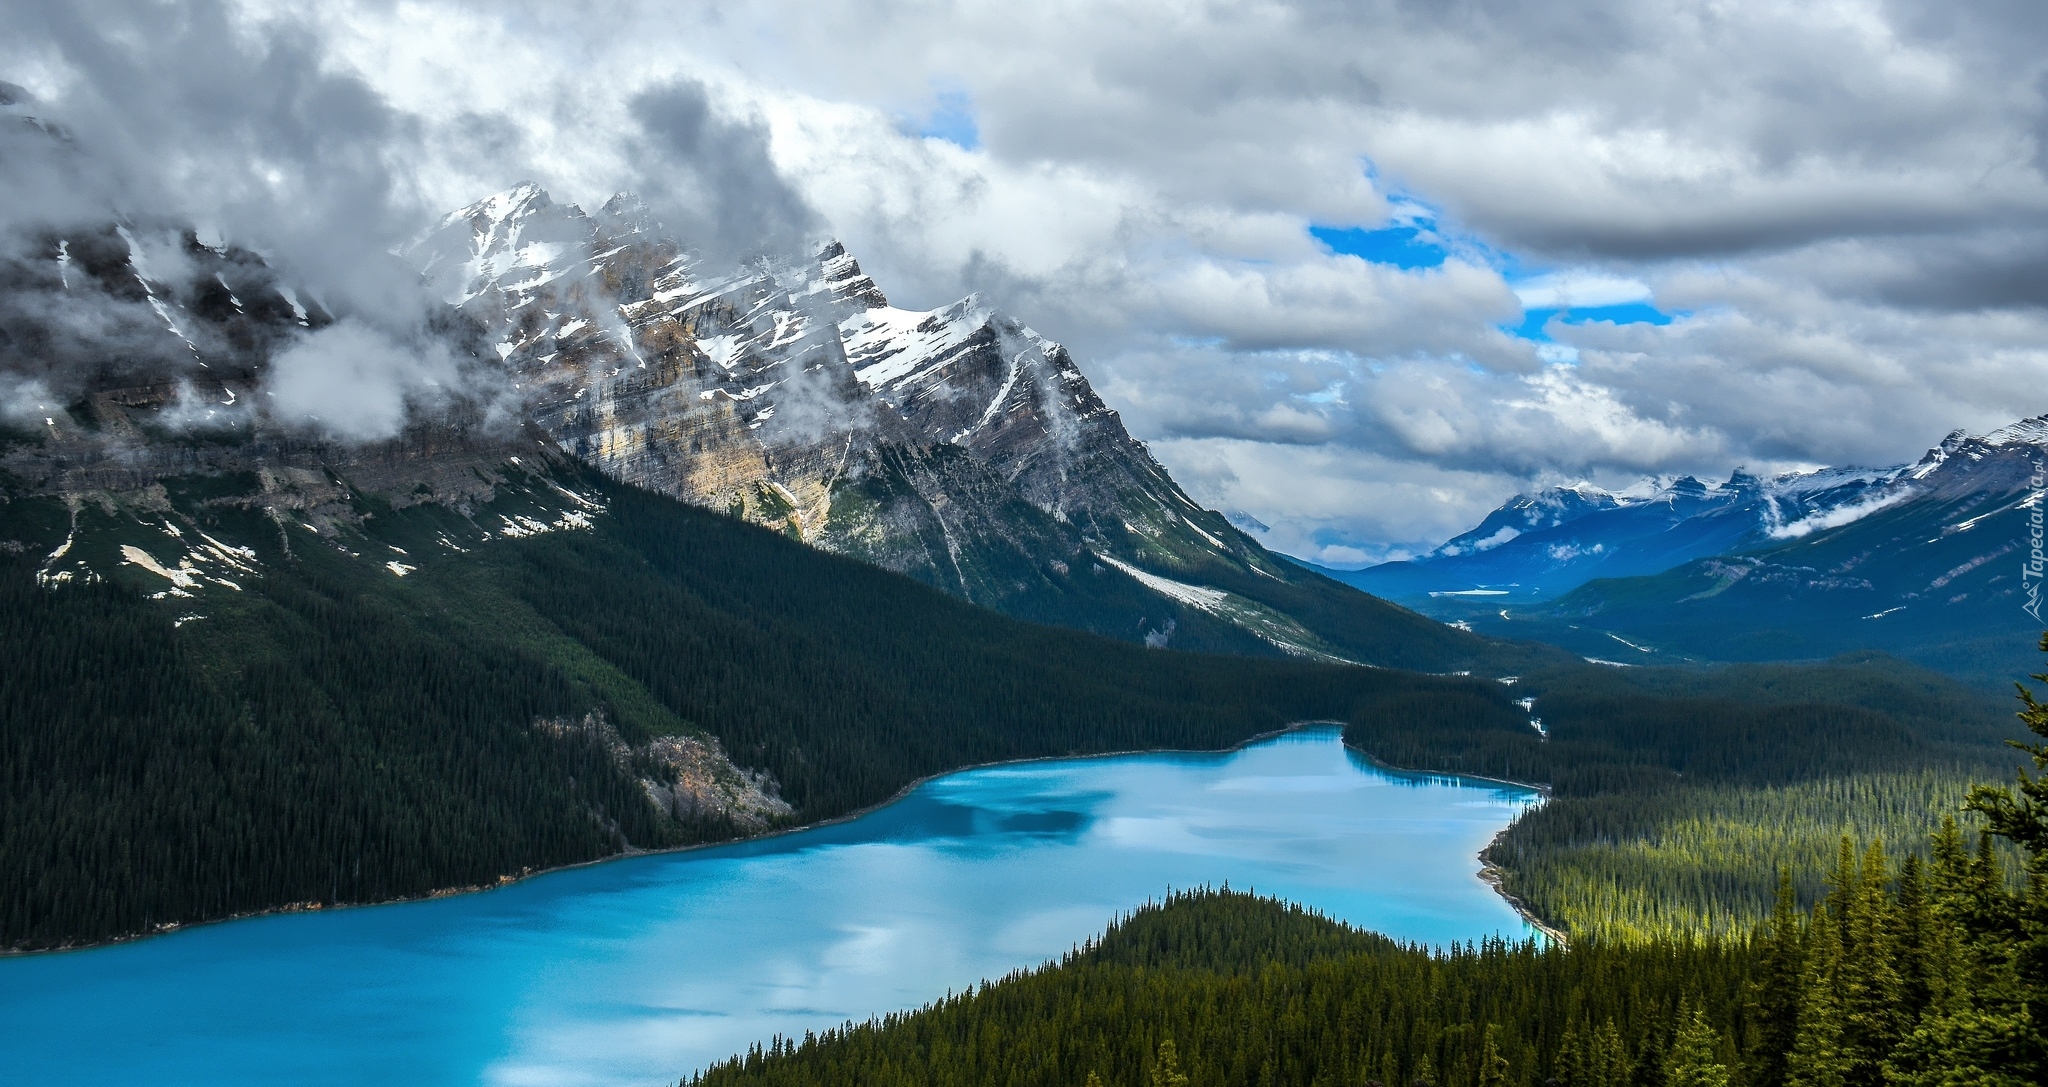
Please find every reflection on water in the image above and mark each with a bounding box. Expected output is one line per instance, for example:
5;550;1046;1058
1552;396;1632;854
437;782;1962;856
0;727;1536;1087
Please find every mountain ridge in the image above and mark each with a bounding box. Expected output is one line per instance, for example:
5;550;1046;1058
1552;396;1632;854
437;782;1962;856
1335;413;2048;686
402;182;1519;669
1329;462;1908;604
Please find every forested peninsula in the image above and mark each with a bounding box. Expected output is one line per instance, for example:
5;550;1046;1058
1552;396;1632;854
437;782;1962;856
690;661;2048;1086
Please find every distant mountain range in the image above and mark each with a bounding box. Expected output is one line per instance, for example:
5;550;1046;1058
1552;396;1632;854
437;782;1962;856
1316;418;2048;687
1332;464;1905;603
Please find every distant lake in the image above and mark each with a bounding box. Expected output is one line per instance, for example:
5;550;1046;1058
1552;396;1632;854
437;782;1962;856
0;726;1537;1087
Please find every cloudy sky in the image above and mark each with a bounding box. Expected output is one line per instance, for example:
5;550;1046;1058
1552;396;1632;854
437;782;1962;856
8;0;2048;565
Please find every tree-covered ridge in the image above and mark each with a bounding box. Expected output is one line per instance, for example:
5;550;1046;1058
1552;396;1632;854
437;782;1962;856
692;741;2048;1087
694;889;1753;1087
1343;655;2024;938
0;456;1535;950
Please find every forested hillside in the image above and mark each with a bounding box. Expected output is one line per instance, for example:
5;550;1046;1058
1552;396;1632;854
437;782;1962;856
1345;655;2026;937
0;453;1532;951
694;808;2048;1087
691;669;2048;1085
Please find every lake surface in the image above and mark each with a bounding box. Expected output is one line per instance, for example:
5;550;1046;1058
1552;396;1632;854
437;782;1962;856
0;727;1537;1087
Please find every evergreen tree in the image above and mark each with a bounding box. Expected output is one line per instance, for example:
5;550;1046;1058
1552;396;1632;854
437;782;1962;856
1150;1039;1189;1087
1664;1004;1729;1087
1965;634;2048;1079
1839;842;1904;1086
1967;632;2048;861
1591;1021;1631;1087
1554;1022;1586;1087
1892;855;1934;1020
1478;1025;1510;1087
1786;902;1848;1087
1746;870;1804;1087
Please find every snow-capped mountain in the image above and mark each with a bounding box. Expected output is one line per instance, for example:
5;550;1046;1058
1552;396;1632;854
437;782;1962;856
409;183;1564;667
3;176;1511;671
401;183;1342;649
1400;414;2048;687
1424;482;1626;559
1335;463;1904;604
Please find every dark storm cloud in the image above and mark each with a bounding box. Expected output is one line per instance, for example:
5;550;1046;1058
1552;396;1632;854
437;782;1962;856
0;0;540;439
1838;230;2048;313
626;79;819;266
4;0;430;318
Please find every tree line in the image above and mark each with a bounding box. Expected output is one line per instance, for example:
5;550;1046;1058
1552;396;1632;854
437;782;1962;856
689;840;2042;1087
1344;653;2025;938
691;674;2048;1085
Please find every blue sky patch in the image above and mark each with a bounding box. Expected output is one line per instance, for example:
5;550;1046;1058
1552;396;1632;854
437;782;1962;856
1310;224;1447;269
1560;302;1676;326
917;89;980;150
1508;303;1677;342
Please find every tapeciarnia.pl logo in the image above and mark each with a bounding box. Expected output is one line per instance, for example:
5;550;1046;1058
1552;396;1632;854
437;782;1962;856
2025;459;2046;624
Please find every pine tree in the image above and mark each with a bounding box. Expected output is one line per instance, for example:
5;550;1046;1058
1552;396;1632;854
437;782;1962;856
1554;1022;1586;1087
1592;1021;1631;1087
1150;1039;1189;1087
1746;869;1804;1087
1664;1003;1729;1087
1967;633;2048;861
1892;854;1934;1020
1786;902;1848;1087
1954;632;2048;1084
1478;1025;1509;1087
1839;841;1904;1087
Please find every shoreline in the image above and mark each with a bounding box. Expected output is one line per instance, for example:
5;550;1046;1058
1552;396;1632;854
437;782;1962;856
1336;742;1565;944
6;719;1340;958
1477;853;1569;946
8;719;1553;957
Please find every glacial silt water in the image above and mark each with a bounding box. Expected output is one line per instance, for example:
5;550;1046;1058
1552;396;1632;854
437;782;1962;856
0;727;1537;1086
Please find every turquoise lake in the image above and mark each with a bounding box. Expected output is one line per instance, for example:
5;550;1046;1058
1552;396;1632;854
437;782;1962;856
0;727;1538;1087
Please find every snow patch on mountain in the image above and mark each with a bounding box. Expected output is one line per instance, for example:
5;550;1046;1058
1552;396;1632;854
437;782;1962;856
1097;553;1228;609
840;297;993;390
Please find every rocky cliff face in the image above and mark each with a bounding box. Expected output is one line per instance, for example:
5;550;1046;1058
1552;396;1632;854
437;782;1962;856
404;184;1317;651
1;179;1508;669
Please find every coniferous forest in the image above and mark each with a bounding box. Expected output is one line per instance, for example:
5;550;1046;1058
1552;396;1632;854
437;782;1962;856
1343;656;2026;938
10;454;2048;1087
0;461;1537;950
1;456;2030;956
691;677;2048;1086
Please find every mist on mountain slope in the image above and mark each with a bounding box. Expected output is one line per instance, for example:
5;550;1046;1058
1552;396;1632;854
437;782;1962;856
0;1;821;443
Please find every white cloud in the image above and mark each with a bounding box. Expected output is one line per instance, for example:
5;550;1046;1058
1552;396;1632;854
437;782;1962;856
1767;491;1907;539
1512;272;1654;310
12;0;2048;560
266;320;462;441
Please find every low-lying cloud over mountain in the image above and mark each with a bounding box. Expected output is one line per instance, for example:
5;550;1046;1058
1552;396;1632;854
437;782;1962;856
5;0;2047;565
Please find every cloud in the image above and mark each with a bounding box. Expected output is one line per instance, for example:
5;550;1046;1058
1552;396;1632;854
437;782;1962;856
8;0;2048;559
264;319;463;441
1;0;434;320
1511;273;1652;310
625;79;820;265
1766;490;1907;540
